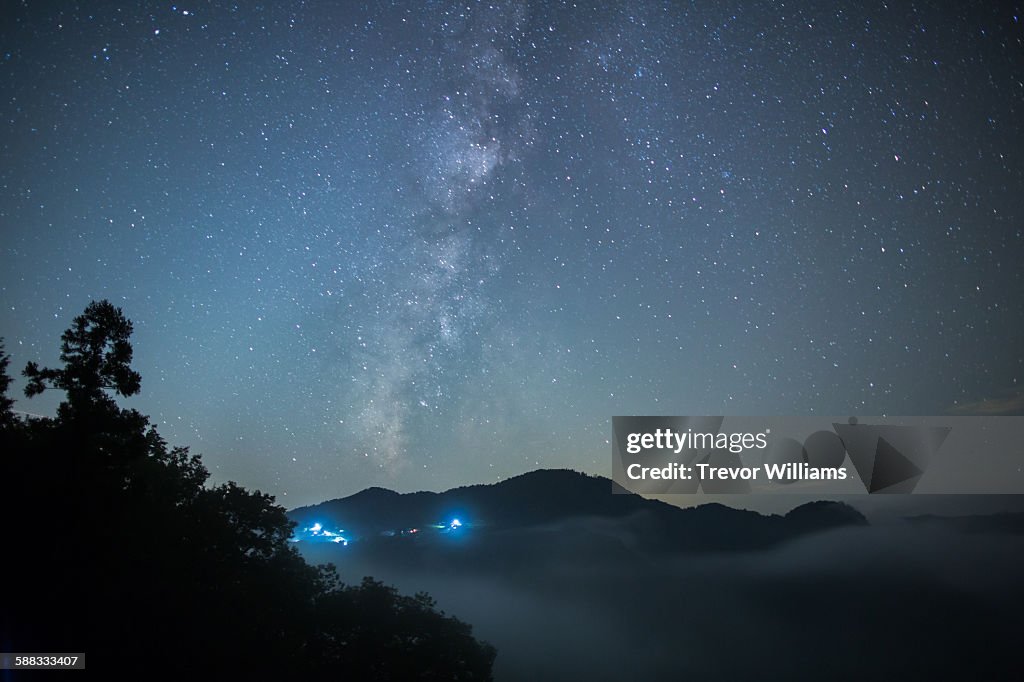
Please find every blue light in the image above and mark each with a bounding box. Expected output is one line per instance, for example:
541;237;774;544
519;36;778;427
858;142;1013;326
450;518;462;529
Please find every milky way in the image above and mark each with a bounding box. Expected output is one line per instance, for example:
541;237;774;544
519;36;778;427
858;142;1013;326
1;2;1021;505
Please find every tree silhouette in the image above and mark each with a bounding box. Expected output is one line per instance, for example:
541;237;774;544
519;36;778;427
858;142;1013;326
23;300;141;418
308;577;498;679
1;301;495;678
0;339;15;429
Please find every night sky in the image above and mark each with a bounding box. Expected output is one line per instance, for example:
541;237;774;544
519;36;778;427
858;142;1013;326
2;1;1022;507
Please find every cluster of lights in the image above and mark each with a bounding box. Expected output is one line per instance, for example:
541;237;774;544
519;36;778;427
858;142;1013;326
300;522;348;546
293;517;466;545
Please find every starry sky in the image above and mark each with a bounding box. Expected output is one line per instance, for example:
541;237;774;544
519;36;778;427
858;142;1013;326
2;1;1022;507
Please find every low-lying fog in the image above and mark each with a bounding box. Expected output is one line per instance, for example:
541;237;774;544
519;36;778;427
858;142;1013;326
301;516;1023;680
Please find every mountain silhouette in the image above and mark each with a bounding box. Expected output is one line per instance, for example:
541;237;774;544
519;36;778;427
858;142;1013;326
288;468;868;556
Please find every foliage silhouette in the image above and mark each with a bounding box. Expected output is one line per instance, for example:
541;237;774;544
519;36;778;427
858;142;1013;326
0;302;495;679
0;340;14;429
23;300;141;409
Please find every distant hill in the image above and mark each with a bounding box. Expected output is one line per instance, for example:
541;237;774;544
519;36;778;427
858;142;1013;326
288;468;868;555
